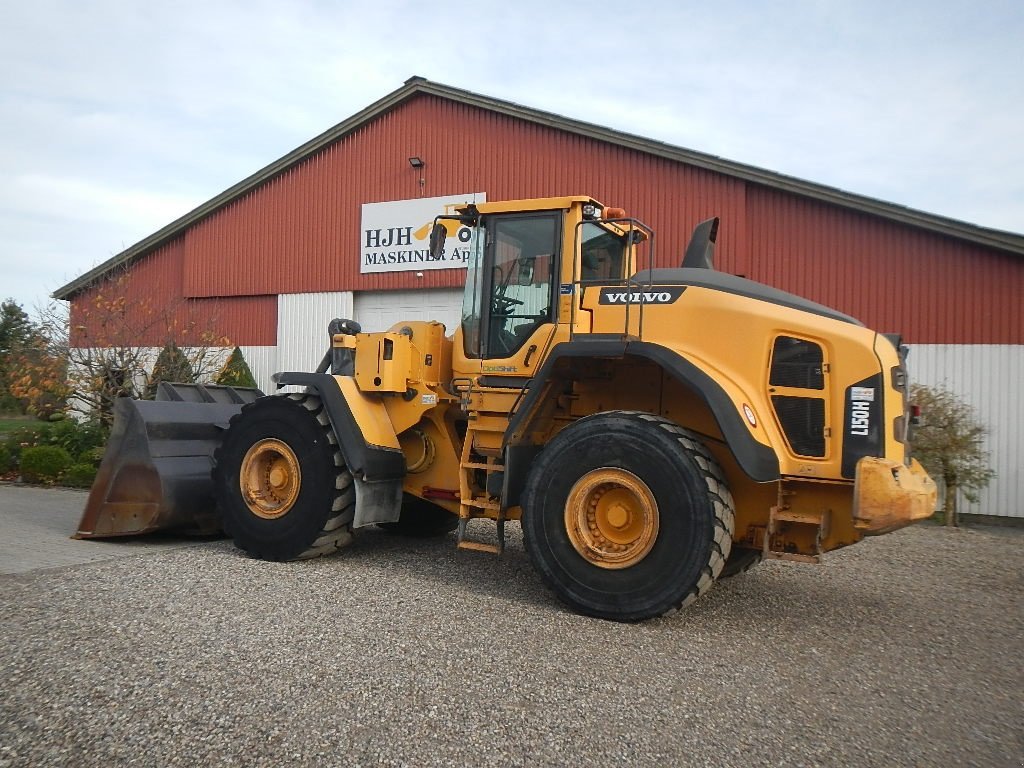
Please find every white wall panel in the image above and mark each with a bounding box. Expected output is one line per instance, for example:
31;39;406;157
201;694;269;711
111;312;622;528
276;292;354;375
354;288;463;334
909;345;1023;518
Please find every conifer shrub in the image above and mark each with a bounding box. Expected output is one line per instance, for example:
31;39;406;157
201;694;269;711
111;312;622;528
215;346;258;389
146;342;195;399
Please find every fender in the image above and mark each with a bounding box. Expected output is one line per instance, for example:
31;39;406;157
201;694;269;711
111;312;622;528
273;371;405;526
504;340;780;486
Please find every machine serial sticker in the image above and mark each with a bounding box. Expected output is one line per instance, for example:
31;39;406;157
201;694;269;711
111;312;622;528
598;287;686;305
421;393;438;405
850;387;875;402
849;387;875;436
559;284;574;295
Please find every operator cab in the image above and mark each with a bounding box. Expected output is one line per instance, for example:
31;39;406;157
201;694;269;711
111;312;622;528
429;197;644;368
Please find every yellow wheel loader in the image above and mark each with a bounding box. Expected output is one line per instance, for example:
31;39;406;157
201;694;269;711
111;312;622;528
78;196;936;621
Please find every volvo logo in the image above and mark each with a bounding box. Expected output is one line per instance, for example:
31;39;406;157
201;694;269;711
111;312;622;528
598;287;685;305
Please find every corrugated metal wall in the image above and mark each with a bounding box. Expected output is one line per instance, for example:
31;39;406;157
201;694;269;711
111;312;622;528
166;93;1021;347
70;235;278;348
179;95;749;300
909;345;1023;518
746;188;1023;343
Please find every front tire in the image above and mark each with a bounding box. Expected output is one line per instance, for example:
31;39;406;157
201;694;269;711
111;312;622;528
521;411;734;621
212;394;355;561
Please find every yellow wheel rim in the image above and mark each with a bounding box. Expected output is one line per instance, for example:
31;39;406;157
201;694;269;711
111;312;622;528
240;438;301;519
565;468;659;569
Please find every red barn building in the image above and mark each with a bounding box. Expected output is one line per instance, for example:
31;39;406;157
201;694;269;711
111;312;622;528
54;77;1024;519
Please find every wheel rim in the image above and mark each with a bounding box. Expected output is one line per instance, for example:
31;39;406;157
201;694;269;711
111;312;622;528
565;468;659;569
240;438;302;519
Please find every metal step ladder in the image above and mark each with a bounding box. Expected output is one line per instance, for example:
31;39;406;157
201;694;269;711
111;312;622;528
456;419;506;555
763;486;831;563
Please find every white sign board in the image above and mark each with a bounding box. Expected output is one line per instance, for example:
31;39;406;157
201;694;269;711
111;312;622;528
360;192;486;273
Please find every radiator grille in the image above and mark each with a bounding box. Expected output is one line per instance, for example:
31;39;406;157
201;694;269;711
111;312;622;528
771;395;826;457
770;336;824;389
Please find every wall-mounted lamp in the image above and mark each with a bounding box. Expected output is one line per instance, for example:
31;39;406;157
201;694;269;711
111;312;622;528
409;156;426;194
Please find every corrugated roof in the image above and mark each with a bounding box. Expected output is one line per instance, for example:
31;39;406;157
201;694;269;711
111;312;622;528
53;75;1024;300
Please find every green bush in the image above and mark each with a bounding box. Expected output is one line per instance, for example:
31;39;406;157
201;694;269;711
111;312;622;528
2;424;48;467
0;393;22;414
77;447;106;467
20;445;72;484
62;462;98;488
47;419;105;457
2;418;105;465
1;416;106;485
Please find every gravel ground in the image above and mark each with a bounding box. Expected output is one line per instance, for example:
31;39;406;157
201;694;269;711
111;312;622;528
1;522;1021;767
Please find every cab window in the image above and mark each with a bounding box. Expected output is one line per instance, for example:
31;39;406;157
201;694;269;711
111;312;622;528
485;215;558;358
580;221;626;281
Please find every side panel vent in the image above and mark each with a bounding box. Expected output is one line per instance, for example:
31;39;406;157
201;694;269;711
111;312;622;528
771;396;826;457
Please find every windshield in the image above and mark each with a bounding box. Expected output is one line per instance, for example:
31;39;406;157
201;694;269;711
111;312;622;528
486;215;556;358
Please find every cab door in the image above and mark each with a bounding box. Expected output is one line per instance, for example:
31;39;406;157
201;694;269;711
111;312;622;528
459;212;560;377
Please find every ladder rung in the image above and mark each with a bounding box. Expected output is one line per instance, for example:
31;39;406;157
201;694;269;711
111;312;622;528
457;540;502;554
772;509;826;525
764;551;821;564
461;462;505;471
461;498;500;510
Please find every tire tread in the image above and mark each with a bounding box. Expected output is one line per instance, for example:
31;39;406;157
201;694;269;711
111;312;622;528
522;409;737;620
213;393;356;561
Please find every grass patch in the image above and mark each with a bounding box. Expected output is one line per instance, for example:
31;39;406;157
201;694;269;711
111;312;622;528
0;416;38;435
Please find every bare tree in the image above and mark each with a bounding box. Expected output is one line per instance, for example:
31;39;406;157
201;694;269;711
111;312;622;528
36;269;230;429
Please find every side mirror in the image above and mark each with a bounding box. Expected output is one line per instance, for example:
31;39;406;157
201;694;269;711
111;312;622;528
429;222;447;261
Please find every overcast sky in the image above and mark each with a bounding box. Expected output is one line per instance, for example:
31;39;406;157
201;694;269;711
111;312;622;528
1;0;1021;314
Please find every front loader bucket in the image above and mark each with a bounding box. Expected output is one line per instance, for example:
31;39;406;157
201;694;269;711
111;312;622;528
74;383;263;539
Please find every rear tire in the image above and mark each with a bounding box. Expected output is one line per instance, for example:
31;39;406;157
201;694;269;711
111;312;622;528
378;495;459;537
212;394;355;561
521;411;734;621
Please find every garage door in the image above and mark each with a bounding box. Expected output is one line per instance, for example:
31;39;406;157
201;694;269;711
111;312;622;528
354;288;464;335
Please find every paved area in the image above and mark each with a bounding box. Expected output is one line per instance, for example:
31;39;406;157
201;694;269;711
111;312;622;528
1;485;1022;766
0;484;204;574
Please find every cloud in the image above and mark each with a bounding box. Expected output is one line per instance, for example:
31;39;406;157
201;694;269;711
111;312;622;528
5;174;198;229
0;0;1021;312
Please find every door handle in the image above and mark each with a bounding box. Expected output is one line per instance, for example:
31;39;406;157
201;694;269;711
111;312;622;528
524;344;538;367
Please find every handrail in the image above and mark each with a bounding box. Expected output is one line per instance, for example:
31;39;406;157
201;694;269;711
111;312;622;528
570;216;656;341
